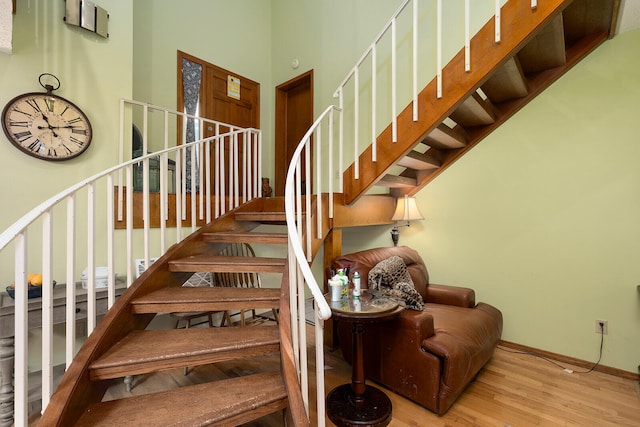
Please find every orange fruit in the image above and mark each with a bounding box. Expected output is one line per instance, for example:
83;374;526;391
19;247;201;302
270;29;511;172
31;274;43;286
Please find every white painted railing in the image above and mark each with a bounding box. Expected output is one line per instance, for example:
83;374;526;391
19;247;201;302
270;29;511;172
284;1;539;425
0;100;261;426
285;105;339;423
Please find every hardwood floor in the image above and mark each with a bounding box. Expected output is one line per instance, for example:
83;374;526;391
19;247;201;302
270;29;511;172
312;331;640;426
32;318;640;426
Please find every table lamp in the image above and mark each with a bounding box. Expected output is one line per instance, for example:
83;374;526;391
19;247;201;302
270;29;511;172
390;195;424;246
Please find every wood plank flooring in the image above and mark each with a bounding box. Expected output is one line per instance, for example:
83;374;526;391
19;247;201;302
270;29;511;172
31;318;640;426
313;334;640;426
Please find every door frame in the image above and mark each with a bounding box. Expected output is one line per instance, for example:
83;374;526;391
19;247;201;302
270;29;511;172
274;70;314;196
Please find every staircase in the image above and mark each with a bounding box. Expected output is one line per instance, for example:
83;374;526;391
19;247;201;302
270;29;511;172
39;198;309;426
1;1;619;426
342;0;617;204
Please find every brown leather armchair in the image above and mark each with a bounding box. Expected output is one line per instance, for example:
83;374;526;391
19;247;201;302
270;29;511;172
331;246;503;415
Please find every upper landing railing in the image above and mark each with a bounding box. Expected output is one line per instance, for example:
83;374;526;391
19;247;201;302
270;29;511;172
0;99;261;427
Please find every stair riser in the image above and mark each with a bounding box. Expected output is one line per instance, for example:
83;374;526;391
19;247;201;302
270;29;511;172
213;399;288;427
131;302;279;313
169;265;285;274
235;213;287;222
204;233;289;245
90;344;281;381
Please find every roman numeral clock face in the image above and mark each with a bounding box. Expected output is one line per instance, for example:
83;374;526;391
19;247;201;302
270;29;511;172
2;92;92;161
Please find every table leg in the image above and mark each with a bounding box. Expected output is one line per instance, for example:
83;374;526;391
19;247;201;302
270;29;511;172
0;337;14;427
326;321;392;427
351;322;365;404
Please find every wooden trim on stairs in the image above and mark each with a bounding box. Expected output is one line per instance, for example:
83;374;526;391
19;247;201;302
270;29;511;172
331;194;396;227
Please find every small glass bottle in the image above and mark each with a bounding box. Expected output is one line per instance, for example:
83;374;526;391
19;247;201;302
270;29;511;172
352;271;361;299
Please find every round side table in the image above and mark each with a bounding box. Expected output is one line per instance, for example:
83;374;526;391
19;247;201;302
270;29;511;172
325;291;403;427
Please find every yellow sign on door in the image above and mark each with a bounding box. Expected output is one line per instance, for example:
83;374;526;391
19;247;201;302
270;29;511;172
227;75;240;100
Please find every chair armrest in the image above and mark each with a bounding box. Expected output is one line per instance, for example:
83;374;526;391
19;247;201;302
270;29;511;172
425;283;475;308
394;309;435;342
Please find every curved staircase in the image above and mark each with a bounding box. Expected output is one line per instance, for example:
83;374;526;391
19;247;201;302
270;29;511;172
39;198;308;426
0;1;619;426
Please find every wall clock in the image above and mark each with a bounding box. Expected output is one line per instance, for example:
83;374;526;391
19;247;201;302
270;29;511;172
1;73;93;161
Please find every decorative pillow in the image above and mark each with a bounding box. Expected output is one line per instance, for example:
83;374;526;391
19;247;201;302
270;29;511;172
368;256;425;311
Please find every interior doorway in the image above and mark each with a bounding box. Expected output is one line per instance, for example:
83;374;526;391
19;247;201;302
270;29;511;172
177;51;260;198
274;70;314;196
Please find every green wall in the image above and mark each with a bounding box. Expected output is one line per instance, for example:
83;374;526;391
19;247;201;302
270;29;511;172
0;0;133;231
132;0;273;176
0;0;132;370
271;0;401;112
343;28;640;374
271;0;497;130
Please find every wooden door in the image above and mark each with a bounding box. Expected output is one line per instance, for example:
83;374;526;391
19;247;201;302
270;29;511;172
274;71;313;196
203;63;259;202
177;51;260;200
203;64;259;131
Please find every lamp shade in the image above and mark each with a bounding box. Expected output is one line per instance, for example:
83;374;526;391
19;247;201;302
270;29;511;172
392;195;424;222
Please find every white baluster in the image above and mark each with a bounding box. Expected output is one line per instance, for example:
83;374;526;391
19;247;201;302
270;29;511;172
495;0;501;43
87;182;96;334
14;232;28;427
354;67;360;179
371;44;377;161
413;0;419;121
465;0;471;71
41;210;53;411
437;0;443;98
392;17;398;141
65;194;76;368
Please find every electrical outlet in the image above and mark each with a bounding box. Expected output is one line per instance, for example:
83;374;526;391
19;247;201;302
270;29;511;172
595;319;608;335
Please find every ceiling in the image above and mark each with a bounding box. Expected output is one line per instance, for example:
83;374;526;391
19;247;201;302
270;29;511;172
617;0;640;33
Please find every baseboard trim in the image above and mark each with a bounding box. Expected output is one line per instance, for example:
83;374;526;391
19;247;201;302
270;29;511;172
499;340;640;381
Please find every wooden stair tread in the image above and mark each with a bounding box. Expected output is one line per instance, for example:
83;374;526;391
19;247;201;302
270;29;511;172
481;56;529;103
422;123;468;149
89;326;280;380
75;371;287;427
235;211;288;223
203;231;288;245
376;174;417;188
131;286;280;313
517;14;566;75
449;92;497;127
169;255;286;273
397;150;441;171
